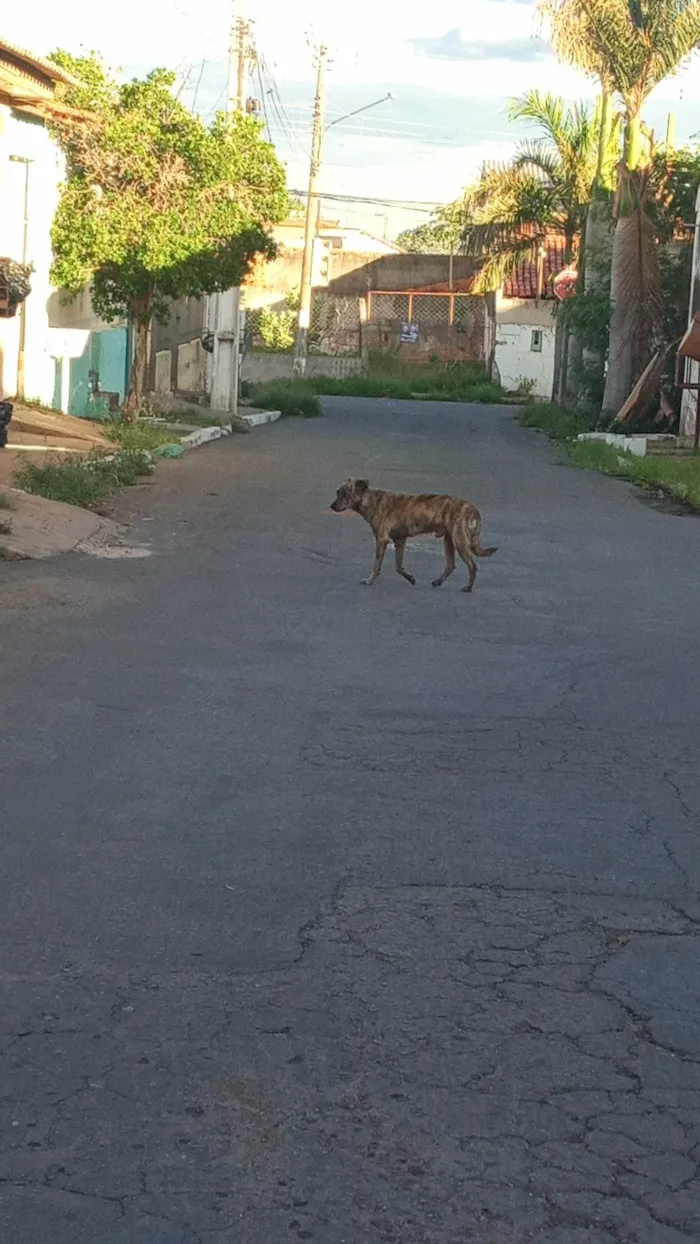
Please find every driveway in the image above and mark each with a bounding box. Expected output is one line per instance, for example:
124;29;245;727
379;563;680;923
2;398;700;1243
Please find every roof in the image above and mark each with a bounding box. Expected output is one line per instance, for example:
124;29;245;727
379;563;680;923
503;237;568;300
0;39;78;87
0;37;84;120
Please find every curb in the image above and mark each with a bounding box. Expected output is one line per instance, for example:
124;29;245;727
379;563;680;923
238;409;281;428
181;426;223;449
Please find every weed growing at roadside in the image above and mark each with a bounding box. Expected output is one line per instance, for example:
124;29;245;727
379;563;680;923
105;418;180;452
518;401;700;512
0;492;15;510
15;450;153;508
242;379;321;418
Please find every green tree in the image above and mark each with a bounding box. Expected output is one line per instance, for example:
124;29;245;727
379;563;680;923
396;198;473;253
539;0;700;419
49;52;289;410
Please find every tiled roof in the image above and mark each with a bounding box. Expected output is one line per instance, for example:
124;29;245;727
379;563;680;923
503;236;569;299
0;38;78;86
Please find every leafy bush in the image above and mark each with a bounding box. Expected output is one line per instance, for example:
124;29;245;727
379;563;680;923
15;449;153;507
245;379;321;418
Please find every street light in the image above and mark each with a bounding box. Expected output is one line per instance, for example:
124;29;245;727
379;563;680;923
324;93;396;135
293;59;395;375
9;154;33;400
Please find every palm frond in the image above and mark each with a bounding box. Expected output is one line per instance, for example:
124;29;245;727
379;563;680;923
539;0;700;116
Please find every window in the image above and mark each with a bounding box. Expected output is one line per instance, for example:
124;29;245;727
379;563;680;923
531;329;543;353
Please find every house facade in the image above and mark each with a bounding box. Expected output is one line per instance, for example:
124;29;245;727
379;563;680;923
493;240;566;399
0;39;128;413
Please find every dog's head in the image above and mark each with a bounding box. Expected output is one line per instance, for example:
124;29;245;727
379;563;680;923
330;478;369;512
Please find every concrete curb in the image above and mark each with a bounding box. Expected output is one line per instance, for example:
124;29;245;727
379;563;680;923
577;432;679;460
238;409;281;428
181;426;223;449
180;411;280;447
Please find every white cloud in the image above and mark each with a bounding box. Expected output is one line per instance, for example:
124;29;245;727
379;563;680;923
4;0;699;239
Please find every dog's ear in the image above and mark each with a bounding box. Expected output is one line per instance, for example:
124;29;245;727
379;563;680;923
354;479;369;493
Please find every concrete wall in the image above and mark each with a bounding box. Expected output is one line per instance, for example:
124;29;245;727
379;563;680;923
243;250;480;311
241;353;364;384
495;319;556;397
149;296;207;395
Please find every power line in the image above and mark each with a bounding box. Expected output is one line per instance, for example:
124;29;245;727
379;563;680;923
288;188;445;213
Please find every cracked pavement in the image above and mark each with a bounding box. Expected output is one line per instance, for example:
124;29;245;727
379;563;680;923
2;397;700;1242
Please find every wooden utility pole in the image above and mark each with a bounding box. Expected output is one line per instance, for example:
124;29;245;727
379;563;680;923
212;1;248;413
293;44;328;376
227;5;248;113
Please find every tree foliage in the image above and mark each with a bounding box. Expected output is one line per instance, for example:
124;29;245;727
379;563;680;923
48;51;289;404
396;200;471;253
539;0;700;123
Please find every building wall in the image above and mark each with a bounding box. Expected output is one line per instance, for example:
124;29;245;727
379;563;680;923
273;224;398;255
241;353;364;385
0;106;61;401
495;319;556;397
0;107;125;411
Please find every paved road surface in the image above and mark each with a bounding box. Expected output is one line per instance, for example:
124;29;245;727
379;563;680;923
3;399;700;1244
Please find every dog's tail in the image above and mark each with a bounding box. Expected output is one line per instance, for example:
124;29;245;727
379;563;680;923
474;542;498;558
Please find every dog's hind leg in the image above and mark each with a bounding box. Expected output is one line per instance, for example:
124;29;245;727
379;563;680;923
394;538;416;586
432;534;456;588
362;536;389;586
454;534;478;593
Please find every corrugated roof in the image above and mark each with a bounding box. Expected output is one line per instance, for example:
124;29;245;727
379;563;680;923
503;236;568;300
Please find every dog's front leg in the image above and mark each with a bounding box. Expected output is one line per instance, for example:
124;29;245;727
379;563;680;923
362;536;388;585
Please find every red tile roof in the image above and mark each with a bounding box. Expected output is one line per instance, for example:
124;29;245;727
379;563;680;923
503;237;569;300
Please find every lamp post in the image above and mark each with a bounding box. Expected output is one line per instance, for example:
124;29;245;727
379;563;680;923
9;154;33;400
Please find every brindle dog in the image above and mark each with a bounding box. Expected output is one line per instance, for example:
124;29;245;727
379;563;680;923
330;478;497;592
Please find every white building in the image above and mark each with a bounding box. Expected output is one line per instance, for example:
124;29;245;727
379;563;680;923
493;240;566;399
0;39;127;412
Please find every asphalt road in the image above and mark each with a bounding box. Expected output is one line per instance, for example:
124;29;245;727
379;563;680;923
3;398;700;1244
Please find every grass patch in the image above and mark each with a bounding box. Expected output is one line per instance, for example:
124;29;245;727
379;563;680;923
105;418;180;452
242;379;321;418
517;401;596;441
310;360;506;404
518;400;700;511
0;491;15;510
569;440;700;509
15;449;153;508
0;517;11;536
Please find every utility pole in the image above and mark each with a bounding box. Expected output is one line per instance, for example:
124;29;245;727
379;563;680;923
293;44;328;376
9;155;32;400
212;1;248;414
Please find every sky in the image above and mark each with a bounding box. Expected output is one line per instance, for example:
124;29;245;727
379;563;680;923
4;1;700;238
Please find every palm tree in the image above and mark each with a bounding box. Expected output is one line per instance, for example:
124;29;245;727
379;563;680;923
461;91;602;398
539;0;700;418
462;92;599;293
